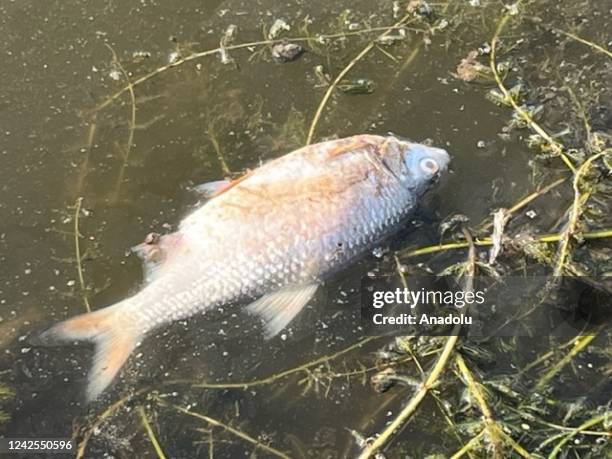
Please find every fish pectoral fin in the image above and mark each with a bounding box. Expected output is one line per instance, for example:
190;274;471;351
131;243;166;284
246;283;318;339
131;233;183;284
192;180;231;198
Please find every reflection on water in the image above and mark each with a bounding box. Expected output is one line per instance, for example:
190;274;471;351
1;0;610;457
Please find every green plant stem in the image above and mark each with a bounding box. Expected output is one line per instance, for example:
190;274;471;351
167;403;290;459
455;355;505;458
73;197;90;313
357;229;476;458
194;336;380;389
94;26;423;113
305;13;415;144
399;228;612;258
553;151;607;276
490;2;575;173
533;334;596;394
449;430;485;459
137;406;167;459
555;29;612;59
547;412;610;458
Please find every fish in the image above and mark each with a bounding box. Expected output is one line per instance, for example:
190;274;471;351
33;134;450;401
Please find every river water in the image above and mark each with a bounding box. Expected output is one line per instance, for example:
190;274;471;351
1;0;610;457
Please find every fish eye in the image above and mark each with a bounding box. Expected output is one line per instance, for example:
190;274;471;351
419;158;439;175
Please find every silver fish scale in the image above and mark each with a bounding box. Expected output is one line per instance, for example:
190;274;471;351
126;136;436;333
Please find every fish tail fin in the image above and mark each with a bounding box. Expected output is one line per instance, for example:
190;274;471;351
32;300;142;401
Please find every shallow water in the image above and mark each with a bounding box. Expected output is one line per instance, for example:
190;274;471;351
1;0;610;457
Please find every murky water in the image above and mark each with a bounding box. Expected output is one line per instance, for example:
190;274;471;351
1;0;610;457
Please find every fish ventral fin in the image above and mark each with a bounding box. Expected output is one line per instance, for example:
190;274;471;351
192;180;231;198
246;283;318;339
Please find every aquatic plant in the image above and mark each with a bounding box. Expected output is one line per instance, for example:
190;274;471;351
19;0;611;457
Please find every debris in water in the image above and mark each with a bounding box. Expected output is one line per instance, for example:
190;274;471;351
392;1;401;18
407;0;433;19
268;18;290;40
376;33;406;46
314;65;331;87
271;42;304;62
338;78;376;94
132;51;151;62
370;367;397;393
109;69;121;81
454;50;493;82
167;51;181;65
219;25;238;65
489;208;509;264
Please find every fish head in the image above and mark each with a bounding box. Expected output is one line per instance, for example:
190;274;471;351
397;141;450;193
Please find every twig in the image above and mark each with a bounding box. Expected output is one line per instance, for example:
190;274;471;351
553;151;607;277
547;412;610;459
555;29;612;59
518;334;586;376
73;113;98;199
496;430;532;459
449;430;485;459
565;86;592;148
305;13;415;144
194;336;380;389
137;406;167;459
532;334;596;394
431;389;475;459
478;178;566;233
357;335;460;458
105;44;137;202
357;229;476;458
490;4;576;173
166;403;290;459
455;354;506;458
399;227;612;258
394;254;409;289
75;388;148;459
357;338;461;458
93;27;423;114
207;120;232;176
73;197;90;313
506;406;612;440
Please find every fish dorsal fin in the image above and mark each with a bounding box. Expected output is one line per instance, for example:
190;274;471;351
246;283;318;339
192;180;231;198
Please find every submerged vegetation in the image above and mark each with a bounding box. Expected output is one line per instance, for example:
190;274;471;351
3;0;610;457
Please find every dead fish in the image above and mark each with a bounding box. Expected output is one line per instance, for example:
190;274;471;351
33;134;449;401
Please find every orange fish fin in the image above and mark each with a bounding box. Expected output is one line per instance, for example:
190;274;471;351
375;138;392;157
246;283;318;339
326;138;371;159
192;172;255;199
211;171;253;197
87;325;138;401
31;300;142;401
193;180;231;198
